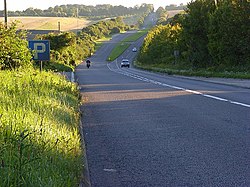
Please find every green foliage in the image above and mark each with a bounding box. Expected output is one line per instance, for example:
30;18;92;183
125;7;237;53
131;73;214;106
107;42;130;61
208;0;250;69
156;7;168;25
180;0;216;68
138;24;181;64
82;17;128;40
138;0;250;73
0;68;83;186
0;22;32;70
38;31;94;69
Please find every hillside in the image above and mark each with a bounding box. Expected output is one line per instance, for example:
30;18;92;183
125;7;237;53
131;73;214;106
0;17;91;31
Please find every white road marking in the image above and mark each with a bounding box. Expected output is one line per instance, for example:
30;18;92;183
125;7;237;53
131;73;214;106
103;168;117;172
107;63;250;108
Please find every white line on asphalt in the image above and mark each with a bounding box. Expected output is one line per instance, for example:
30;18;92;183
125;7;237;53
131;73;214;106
107;63;250;108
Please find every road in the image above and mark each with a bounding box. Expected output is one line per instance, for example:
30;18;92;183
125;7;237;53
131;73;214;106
75;32;250;186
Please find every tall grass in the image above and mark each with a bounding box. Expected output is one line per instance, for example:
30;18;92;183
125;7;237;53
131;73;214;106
0;68;83;186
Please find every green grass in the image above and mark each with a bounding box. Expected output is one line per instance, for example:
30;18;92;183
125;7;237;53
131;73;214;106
121;30;148;42
0;68;83;186
107;42;130;61
134;62;250;79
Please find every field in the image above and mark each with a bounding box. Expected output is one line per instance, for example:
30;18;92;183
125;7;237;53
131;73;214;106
0;17;91;31
168;10;185;18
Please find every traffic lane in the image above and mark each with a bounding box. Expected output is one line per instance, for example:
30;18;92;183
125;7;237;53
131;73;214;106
117;66;250;108
118;36;145;65
81;71;250;186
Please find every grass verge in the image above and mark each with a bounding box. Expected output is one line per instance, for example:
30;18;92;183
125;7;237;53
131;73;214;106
107;42;130;61
121;30;148;42
134;62;250;79
107;30;148;61
0;68;83;186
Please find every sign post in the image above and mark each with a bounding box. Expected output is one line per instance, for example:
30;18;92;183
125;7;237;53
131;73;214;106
28;40;50;71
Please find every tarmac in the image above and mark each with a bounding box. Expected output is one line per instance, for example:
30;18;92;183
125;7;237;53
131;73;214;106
66;71;249;187
62;70;250;90
174;75;250;89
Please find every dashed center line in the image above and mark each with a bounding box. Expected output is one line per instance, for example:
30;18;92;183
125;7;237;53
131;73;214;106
107;63;250;108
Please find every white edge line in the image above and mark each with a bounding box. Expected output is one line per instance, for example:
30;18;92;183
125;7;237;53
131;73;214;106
107;62;250;108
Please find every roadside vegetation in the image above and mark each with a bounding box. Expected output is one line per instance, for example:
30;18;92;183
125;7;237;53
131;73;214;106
0;69;82;186
0;22;82;186
137;0;250;79
107;42;131;61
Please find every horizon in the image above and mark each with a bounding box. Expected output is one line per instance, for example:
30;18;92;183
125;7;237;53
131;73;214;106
0;0;190;11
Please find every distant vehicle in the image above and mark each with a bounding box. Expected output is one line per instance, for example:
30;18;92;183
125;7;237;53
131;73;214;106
121;59;130;68
132;47;137;52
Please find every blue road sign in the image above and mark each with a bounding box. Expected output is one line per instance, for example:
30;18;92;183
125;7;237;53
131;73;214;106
28;40;50;61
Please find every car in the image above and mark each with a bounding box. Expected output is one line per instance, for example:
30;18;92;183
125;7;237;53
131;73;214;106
132;47;137;52
121;59;130;68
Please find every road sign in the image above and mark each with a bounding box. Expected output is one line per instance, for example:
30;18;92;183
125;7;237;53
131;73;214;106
28;40;50;61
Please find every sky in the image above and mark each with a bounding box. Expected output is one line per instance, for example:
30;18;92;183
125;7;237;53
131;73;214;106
1;0;190;11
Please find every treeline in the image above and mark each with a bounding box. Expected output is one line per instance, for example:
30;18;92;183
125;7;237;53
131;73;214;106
138;0;250;72
2;4;153;18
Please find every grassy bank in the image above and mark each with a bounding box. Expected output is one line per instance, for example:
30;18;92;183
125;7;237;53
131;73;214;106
0;68;83;186
134;62;250;79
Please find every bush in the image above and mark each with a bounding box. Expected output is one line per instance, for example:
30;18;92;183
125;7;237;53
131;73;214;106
0;22;32;70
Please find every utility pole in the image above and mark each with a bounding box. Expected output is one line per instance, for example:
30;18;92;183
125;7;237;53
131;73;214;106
76;7;79;32
4;0;7;27
58;21;61;32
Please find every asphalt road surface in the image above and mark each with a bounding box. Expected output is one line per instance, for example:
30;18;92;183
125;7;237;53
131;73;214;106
75;32;250;187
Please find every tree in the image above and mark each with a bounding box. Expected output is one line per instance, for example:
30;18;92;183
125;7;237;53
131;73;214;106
180;0;216;68
0;22;32;70
208;0;250;69
138;24;182;64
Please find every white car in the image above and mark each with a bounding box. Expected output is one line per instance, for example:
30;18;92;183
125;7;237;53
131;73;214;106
132;47;137;52
121;59;130;68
